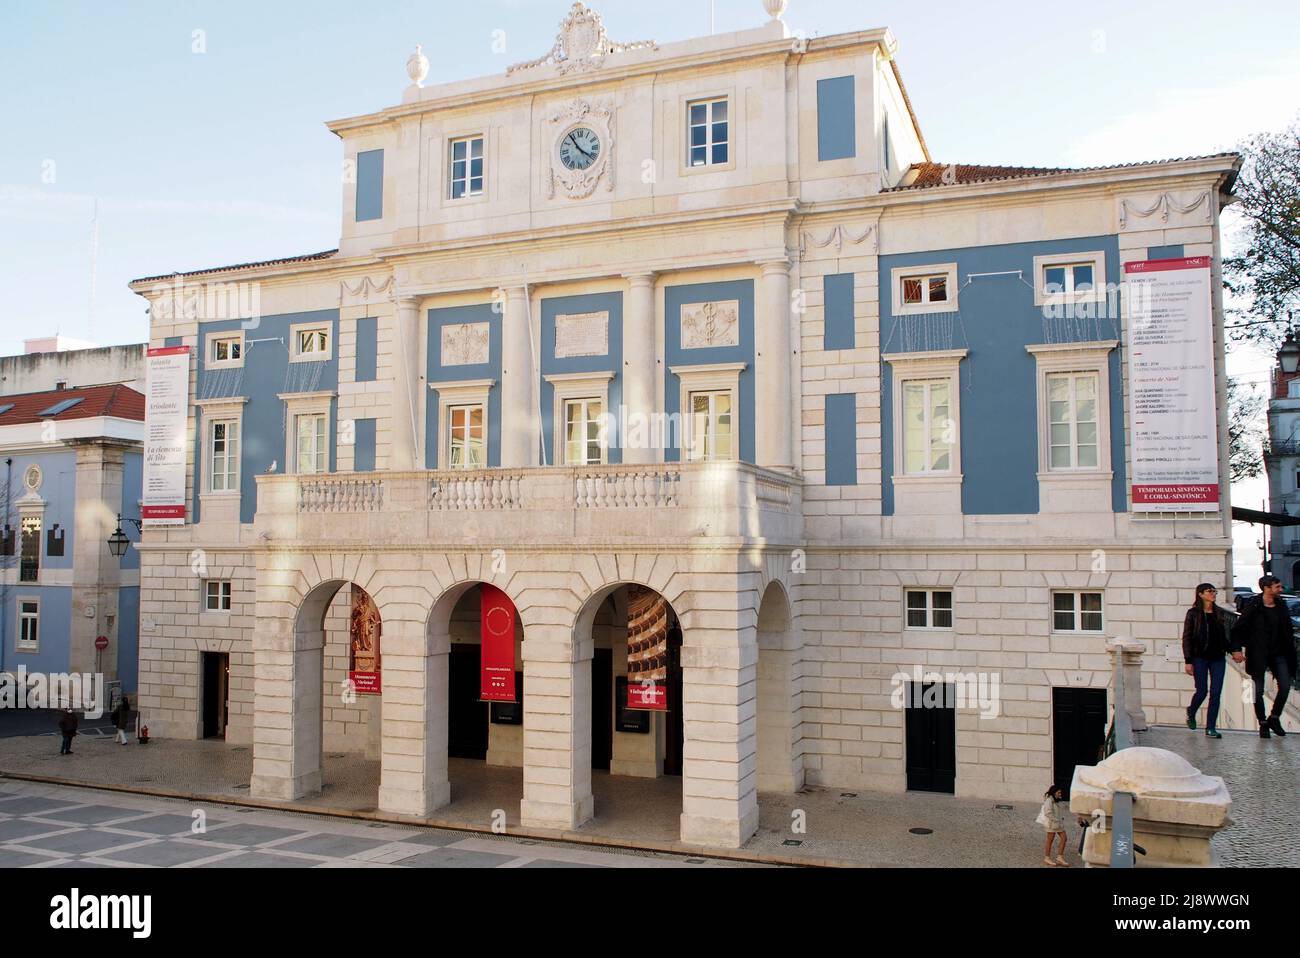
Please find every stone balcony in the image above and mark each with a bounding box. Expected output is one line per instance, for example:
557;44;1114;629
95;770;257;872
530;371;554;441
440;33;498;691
253;462;803;547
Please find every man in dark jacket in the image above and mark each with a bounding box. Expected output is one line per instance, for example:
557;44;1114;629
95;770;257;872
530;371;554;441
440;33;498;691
56;708;78;755
1233;575;1298;738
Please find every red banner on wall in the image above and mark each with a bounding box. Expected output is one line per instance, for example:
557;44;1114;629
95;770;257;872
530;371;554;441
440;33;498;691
349;584;382;695
480;584;517;703
625;585;669;712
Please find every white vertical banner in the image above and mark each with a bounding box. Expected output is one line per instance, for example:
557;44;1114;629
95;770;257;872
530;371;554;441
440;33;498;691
1124;257;1220;511
142;346;191;525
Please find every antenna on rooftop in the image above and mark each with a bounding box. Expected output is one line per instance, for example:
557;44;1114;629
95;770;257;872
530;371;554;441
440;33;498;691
88;197;99;342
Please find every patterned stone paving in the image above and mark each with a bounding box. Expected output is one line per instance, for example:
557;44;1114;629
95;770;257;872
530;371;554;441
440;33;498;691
0;782;756;869
1140;725;1298;868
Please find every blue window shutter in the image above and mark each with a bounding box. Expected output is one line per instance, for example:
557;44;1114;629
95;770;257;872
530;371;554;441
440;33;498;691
356;149;384;222
354;419;377;472
354;317;378;382
817;76;856;161
825;393;858;486
824;273;856;350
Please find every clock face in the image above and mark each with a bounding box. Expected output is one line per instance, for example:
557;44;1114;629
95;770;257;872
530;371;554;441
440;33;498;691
559;127;601;171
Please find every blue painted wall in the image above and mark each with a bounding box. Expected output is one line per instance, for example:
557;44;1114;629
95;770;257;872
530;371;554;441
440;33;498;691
119;450;142;571
116;585;139;693
426;304;502;469
354;317;378;382
2;451;76;571
663;280;756;464
356;149;384;222
825;393;858;486
353;418;376;472
824;273;856;350
6;584;73;676
880;236;1125;515
817;76;857;161
540;292;624;466
194;309;340;523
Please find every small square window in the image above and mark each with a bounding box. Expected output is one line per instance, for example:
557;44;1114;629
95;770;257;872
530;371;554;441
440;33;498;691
905;590;953;630
210;336;242;366
205;581;233;612
1053;591;1103;632
292;326;331;361
893;265;958;315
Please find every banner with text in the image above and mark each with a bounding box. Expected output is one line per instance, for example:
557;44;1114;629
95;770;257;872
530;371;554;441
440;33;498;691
480;584;517;703
348;584;382;695
142;346;191;525
625;585;669;711
1124;257;1220;511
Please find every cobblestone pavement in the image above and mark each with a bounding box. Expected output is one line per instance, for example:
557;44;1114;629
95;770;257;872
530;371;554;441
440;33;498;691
1140;725;1298;868
0;781;761;869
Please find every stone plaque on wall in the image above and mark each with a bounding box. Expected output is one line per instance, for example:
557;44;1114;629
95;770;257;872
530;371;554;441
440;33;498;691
441;322;490;366
554;311;609;359
680;300;740;349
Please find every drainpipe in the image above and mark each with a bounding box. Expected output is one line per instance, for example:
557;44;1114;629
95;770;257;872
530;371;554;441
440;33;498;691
0;457;10;675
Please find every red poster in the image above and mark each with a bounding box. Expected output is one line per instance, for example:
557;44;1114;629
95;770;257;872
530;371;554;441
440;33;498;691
480;584;517;703
349;585;382;695
625;586;669;712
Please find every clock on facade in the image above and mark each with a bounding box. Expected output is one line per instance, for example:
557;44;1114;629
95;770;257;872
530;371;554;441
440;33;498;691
558;127;601;171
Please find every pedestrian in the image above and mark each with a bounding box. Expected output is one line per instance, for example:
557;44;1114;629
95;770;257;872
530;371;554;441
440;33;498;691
57;707;78;755
1182;583;1234;739
1232;575;1298;738
1037;784;1069;866
113;695;131;745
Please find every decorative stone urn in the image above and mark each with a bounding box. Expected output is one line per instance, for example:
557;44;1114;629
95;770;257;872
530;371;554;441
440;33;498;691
406;44;430;88
1069;747;1231;867
763;0;789;21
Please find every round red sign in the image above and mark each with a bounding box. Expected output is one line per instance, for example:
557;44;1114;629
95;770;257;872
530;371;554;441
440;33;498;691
94;635;109;651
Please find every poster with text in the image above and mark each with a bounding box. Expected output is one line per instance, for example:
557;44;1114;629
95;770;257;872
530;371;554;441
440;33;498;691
142;346;191;525
480;584;518;703
1124;257;1221;511
349;584;382;695
625;585;669;711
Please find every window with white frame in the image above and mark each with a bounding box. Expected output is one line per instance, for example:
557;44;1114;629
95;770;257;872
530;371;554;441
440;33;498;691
205;580;233;612
901;379;953;475
19;516;40;583
1053;591;1103;632
906;590;953;629
564;398;605;465
17;599;39;651
209;419;240;491
1033;251;1106;305
292;325;331;361
295;413;328;474
688;98;729;167
891;264;959;316
1047;372;1099;470
450;136;484;199
208;334;242;367
688;389;734;462
448;403;486;469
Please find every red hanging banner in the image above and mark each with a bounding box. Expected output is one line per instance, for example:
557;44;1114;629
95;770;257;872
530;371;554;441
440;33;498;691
625;585;669;712
480;584;517;703
348;584;382;695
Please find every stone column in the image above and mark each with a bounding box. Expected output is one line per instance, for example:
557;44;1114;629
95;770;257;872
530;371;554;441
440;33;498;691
70;441;127;683
249;614;324;800
622;272;658;465
1069;747;1231;867
1109;639;1148;732
520;624;594;830
679;621;760;848
390;296;423;471
378;617;451;816
756;260;794;471
500;285;537;468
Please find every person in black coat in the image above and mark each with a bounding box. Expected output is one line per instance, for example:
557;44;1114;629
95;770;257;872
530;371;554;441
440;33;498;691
1232;575;1299;738
1181;584;1236;738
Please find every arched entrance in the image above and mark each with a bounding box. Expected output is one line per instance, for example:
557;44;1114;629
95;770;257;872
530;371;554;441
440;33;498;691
756;580;802;793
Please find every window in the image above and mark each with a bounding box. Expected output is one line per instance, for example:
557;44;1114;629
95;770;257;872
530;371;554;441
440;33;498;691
293;326;330;360
1047;372;1099;470
19;516;40;583
205;581;233;612
18;600;39;651
209;334;242;366
450;136;484;199
882;116;891;174
688;98;729;167
1053;591;1104;632
1033;252;1106;305
355;148;384;222
901;380;952;475
891;264;959;316
906;590;953;630
688;389;734;462
564;398;605;465
816;75;856;161
1043;263;1095;297
448;403;486;469
295;414;328;475
209;420;239;492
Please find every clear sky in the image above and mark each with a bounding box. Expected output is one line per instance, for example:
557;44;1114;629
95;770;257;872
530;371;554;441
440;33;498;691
2;0;1298;578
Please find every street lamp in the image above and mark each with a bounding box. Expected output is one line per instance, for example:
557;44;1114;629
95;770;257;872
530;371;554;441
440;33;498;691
107;514;143;558
1279;323;1300;374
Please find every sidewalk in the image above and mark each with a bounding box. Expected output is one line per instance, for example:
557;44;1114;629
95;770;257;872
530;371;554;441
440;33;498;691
0;729;1059;868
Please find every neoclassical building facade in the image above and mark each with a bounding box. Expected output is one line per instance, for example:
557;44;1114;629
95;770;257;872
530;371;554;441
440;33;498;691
129;2;1240;846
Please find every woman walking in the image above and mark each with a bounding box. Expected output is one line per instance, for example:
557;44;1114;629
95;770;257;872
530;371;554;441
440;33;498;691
1038;784;1069;866
1182;584;1236;739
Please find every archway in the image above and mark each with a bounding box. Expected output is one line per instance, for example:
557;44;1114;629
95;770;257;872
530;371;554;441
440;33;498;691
756;580;802;793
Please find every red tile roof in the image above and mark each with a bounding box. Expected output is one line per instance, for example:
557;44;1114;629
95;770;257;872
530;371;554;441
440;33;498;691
0;384;145;426
885;154;1240;191
131;249;338;286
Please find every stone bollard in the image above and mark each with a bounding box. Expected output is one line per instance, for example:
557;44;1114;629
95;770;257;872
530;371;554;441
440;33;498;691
1109;639;1148;732
1069;747;1231;867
